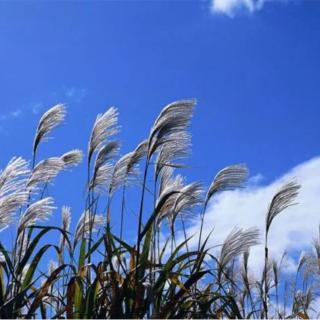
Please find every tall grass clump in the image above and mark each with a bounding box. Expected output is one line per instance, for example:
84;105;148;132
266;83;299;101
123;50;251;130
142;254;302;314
0;99;318;319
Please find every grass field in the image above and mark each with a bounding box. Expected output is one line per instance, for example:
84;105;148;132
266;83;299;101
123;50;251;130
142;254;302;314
0;101;318;319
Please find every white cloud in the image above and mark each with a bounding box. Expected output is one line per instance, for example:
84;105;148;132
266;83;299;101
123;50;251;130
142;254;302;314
211;0;264;16
210;0;291;17
180;156;320;276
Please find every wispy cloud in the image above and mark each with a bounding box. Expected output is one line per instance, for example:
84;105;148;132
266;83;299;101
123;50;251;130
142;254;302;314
0;109;23;134
0;85;86;130
210;0;288;17
180;156;320;276
31;102;43;115
64;86;87;103
0;109;23;121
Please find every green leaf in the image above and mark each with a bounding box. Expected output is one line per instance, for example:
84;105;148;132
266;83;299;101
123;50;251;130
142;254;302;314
21;244;59;290
78;238;86;272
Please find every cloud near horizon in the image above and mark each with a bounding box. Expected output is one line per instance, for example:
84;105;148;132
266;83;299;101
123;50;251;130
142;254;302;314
179;156;320;276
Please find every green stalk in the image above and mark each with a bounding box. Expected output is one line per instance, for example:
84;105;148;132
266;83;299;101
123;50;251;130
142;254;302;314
264;232;269;319
135;158;149;277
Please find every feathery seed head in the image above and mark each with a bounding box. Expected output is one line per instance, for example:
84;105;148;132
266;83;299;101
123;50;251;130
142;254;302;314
206;164;249;205
61;206;71;232
159;166;174;196
108;140;148;195
266;180;300;235
219;227;260;272
173;182;204;216
0;157;30;197
156;174;184;225
59;206;71;255
93;141;120;176
0;192;29;231
61;149;83;168
75;211;105;242
19;197;55;230
88;107;119;164
164;181;204;230
148;99;195;159
90;162;114;192
109;153;136;196
0;157;30;230
33;104;66;156
155;131;191;181
27;157;65;190
131;139;148;165
126;139;148;177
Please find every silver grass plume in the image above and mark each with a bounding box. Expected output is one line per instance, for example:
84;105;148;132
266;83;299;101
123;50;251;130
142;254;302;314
33;104;66;156
159;166;174;196
89;162;114;192
0;157;30;197
135;100;194;262
109;140;148;195
59;206;71;252
148;99;196;159
151;99;196;136
61;206;71;232
169;182;204;227
266;180;300;235
18;197;55;230
61;149;83;168
0;192;29;231
159;181;203;238
219;227;260;273
264;181;300;318
88;107;119;164
155;131;191;182
206;164;248;205
109;151;139;195
94;142;120;173
27;157;65;190
127;139;148;176
127;139;148;179
156;174;184;225
173;182;203;214
75;211;105;242
240;251;252;294
0;157;30;230
90;141;120;191
109;154;133;196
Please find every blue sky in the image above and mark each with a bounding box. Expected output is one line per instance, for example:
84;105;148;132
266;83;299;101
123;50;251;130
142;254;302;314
1;0;320;285
1;0;319;178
